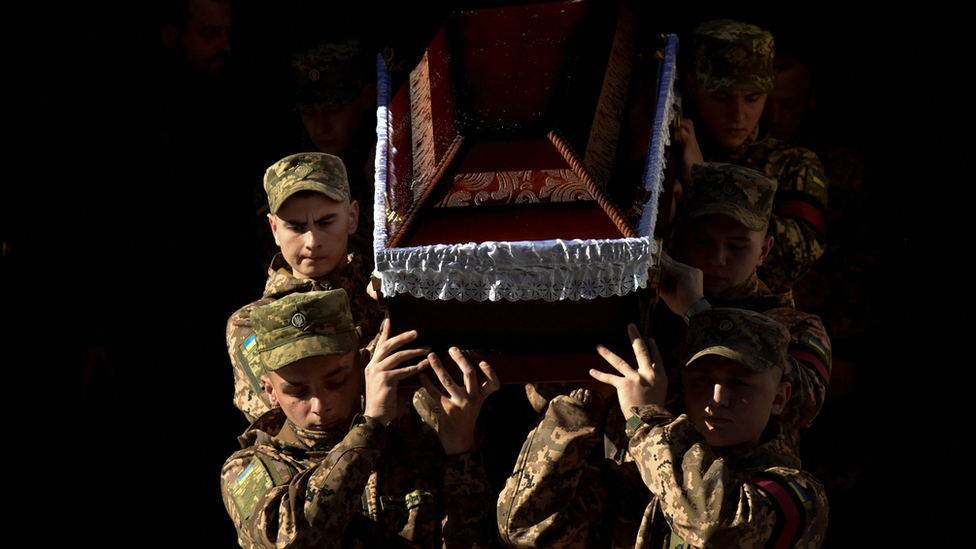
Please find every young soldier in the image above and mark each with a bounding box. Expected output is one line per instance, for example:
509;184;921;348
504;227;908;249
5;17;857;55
654;162;831;434
680;19;829;292
497;313;828;548
222;289;500;548
227;153;382;422
291;38;377;247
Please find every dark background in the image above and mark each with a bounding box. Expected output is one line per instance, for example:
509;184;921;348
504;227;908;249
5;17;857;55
5;0;946;546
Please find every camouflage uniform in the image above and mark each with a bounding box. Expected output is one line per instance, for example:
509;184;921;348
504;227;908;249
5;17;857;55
498;392;827;548
222;290;497;549
231;153;384;421
499;310;828;548
648;272;831;434
226;252;382;422
498;389;649;549
701;128;828;293
691;21;829;292
222;393;497;549
648;164;831;438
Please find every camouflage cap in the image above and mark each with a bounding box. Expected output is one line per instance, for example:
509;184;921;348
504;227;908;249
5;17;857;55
693;19;774;93
685;162;778;231
684;308;789;372
264;152;350;214
292;39;372;109
251;290;358;372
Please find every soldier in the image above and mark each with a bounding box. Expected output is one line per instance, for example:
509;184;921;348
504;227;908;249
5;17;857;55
221;289;501;548
764;52;817;144
160;0;233;79
680;19;829;292
228;152;383;422
653;163;831;435
291;38;377;250
497;312;829;548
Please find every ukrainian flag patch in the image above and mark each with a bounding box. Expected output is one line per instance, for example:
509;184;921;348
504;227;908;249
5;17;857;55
811;171;826;189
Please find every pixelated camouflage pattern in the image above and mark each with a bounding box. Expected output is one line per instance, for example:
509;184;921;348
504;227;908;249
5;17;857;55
623;272;830;465
292;39;371;109
684;307;790;373
264;152;351;215
628;408;828;548
702;125;829;292
227;252;383;422
763;305;831;430
693;20;774;93
686;162;777;231
499;392;827;548
222;390;498;549
251;289;358;372
497;391;651;549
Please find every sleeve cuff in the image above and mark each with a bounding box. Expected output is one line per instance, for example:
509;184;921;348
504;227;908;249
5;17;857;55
625;404;674;438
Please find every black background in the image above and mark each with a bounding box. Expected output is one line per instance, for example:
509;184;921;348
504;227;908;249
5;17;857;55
5;0;948;546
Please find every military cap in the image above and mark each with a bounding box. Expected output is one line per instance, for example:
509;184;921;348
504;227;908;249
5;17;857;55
693;19;774;93
684;308;789;372
292;39;372;109
685;162;778;231
264;152;350;214
250;290;358;372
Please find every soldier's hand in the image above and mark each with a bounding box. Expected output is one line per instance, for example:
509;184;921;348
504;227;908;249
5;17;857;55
363;319;430;425
590;324;667;414
420;347;500;456
658;252;705;316
680;118;704;186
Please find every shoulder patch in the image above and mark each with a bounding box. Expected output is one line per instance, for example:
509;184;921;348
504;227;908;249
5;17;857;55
746;471;816;549
810;171;826;191
801;168;830;206
238;332;267;394
789;332;831;384
229;458;274;522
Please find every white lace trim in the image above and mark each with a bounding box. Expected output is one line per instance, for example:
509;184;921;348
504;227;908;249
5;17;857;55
372;53;666;303
375;237;653;302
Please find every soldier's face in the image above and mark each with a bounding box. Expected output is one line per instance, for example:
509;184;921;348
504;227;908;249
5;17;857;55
764;63;814;143
689;77;766;149
681;214;773;295
263;351;362;431
299;96;368;155
682;356;790;449
269;193;358;279
178;0;232;78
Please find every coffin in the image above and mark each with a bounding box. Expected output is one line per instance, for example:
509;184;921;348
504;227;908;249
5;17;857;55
373;1;678;381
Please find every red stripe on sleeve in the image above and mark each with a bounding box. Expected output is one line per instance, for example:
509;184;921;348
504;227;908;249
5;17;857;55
788;350;830;384
778;200;826;236
747;477;801;549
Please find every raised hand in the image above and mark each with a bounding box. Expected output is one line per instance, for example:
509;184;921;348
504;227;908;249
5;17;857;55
363;319;430;425
658;252;706;317
589;324;667;417
420;347;500;455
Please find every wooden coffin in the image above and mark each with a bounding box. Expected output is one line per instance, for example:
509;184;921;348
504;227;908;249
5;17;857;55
373;1;679;382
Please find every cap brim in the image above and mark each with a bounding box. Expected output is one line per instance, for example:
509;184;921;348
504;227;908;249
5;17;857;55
686;345;773;372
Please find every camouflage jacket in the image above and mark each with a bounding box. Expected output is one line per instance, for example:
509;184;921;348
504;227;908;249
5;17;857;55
628;405;829;548
222;390;498;549
226;252;383;422
649;272;831;431
498;392;828;548
702;125;829;292
498;390;649;549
